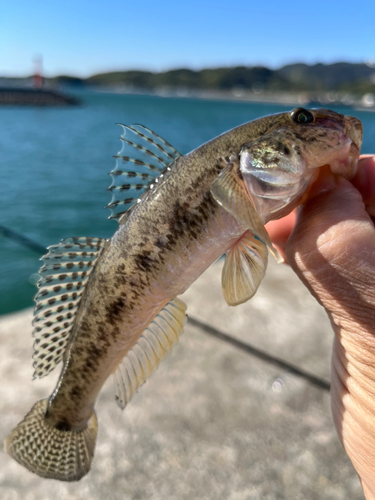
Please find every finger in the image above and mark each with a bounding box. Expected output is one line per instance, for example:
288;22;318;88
265;164;351;262
265;156;375;264
265;211;296;264
286;175;375;330
286;171;375;499
331;316;375;500
351;155;375;216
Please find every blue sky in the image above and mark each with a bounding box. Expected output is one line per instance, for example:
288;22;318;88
2;0;374;77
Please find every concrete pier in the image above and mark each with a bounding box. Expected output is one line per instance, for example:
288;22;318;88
0;260;364;499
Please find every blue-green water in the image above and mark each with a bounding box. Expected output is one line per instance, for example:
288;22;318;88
1;92;374;316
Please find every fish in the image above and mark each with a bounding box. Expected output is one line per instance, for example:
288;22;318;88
4;107;363;481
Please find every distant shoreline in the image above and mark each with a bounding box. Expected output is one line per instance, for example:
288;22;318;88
0;82;374;112
2;61;375;110
87;85;375;112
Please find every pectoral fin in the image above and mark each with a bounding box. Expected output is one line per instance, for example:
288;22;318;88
222;231;268;306
210;159;282;263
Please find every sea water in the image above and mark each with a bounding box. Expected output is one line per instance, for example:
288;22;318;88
0;91;374;315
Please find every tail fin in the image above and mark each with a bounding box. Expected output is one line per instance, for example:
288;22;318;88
4;398;98;481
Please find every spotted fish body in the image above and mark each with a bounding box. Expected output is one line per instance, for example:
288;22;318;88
5;108;363;481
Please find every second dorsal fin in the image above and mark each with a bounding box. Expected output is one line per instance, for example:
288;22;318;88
32;237;107;379
107;124;181;222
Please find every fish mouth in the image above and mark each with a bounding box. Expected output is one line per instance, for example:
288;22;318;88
327;115;363;178
345;115;363;151
343;115;363;178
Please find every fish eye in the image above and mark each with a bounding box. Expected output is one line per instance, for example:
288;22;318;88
290;108;314;124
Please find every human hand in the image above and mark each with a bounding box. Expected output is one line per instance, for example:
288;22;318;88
266;156;375;499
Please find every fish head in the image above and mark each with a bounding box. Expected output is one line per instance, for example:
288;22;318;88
240;107;363;222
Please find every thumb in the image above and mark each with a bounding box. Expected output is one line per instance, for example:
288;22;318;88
286;174;375;499
286;174;375;331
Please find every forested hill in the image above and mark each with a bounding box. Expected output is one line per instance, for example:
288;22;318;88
79;62;375;93
3;62;375;93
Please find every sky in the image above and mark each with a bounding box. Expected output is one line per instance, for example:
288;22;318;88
1;0;375;77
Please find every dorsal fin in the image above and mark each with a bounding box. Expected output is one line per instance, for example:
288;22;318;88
32;237;107;379
107;124;181;222
113;298;187;409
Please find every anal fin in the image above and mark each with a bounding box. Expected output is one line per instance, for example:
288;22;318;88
113;298;187;409
223;231;268;306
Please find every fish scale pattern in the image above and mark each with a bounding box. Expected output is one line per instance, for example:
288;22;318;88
5;399;98;481
32;237;107;379
107;124;181;221
113;298;187;409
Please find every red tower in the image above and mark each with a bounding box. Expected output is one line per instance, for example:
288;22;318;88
33;55;43;88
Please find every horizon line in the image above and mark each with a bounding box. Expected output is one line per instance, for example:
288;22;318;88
1;58;374;80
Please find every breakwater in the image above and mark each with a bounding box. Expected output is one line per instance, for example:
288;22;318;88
0;88;80;106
